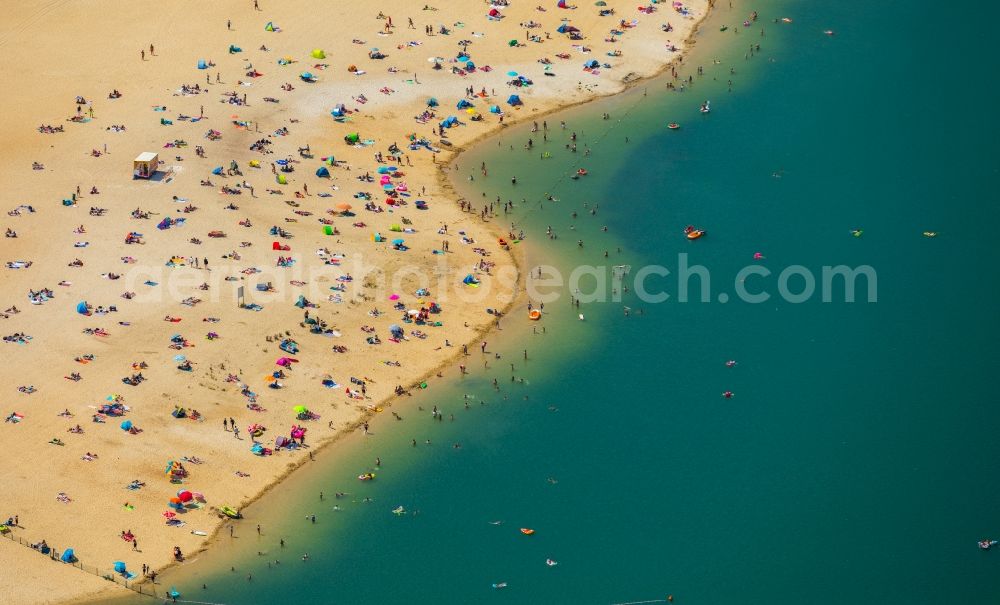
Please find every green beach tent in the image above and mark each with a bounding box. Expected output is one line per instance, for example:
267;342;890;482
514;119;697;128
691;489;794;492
277;173;288;185
311;49;326;59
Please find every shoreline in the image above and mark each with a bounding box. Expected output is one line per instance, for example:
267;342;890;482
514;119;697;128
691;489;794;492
0;2;714;603
102;3;715;598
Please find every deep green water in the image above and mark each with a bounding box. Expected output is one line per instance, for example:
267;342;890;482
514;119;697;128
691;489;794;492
104;0;1000;603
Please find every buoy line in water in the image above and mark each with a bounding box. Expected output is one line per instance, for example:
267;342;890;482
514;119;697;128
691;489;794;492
609;599;671;605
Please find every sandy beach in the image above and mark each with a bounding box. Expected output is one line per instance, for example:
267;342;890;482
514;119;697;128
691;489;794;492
0;1;708;602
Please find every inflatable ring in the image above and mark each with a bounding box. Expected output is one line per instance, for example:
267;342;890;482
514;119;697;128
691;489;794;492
528;309;542;321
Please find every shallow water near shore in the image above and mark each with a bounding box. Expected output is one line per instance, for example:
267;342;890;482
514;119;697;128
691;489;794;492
101;0;1000;603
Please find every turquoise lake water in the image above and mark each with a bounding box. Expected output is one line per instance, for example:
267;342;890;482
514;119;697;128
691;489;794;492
103;0;1000;603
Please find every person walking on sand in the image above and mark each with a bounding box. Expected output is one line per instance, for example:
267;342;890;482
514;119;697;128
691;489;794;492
481;341;487;353
140;49;145;60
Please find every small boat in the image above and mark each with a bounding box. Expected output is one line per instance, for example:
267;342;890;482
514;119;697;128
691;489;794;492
492;583;508;589
923;231;938;238
392;506;406;515
781;17;793;23
578;314;585;321
576;168;588;176
520;528;536;535
979;539;997;550
667;123;680;130
545;558;558;566
700;101;711;114
528;309;542;321
725;360;737;368
720;25;728;32
358;472;376;481
685;226;705;240
722;391;734;399
219;506;241;519
851;229;863;237
823;30;835;35
191;530;208;536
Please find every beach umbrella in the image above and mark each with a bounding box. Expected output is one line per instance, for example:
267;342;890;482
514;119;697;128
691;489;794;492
311;49;326;59
178;491;193;503
383;184;395;190
173;354;186;362
165;461;175;474
389;294;400;300
114;561;127;573
293;405;308;414
76;301;90;315
507;71;518;77
392;238;405;245
595;0;607;4
120;420;133;431
162;511;176;519
336;202;352;212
